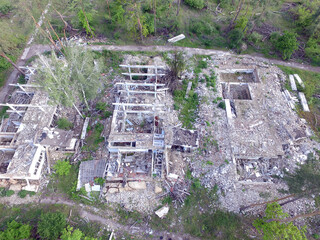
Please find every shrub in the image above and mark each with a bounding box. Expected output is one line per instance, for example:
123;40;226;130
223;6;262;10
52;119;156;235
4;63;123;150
184;0;204;9
305;37;320;65
218;101;226;109
0;220;31;240
53;160;71;176
5;190;14;197
18;190;35;198
94;177;105;186
37;212;66;240
270;31;299;60
248;32;263;44
57;118;73;130
190;20;216;36
0;2;14;15
228;28;244;49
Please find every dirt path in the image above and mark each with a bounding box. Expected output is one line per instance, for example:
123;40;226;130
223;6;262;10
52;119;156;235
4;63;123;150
39;197;198;240
88;44;320;73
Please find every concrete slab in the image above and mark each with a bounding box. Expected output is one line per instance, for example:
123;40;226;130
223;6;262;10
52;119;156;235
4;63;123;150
289;75;297;91
294;74;305;88
225;99;233;120
298;92;310;112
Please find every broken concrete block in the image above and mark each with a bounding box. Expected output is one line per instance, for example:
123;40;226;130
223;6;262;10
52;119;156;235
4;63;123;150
225;99;233;120
289;75;297;91
167;173;179;180
155;205;170;218
294;74;305;88
22;184;38;192
155;185;162;194
9;184;22;191
108;188;119;194
298;92;310;112
128;181;147;190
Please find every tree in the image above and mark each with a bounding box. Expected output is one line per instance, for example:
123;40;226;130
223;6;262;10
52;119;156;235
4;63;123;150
64;45;103;110
53;160;72;176
35;44;103;115
166;51;185;92
282;154;320;198
270;31;299;60
253;202;307;240
37;212;66;240
0;220;31;240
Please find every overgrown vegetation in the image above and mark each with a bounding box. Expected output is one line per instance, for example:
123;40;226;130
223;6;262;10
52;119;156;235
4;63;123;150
57;117;73;130
278;65;320;137
149;176;249;239
173;79;199;129
0;204;110;239
83;122;104;152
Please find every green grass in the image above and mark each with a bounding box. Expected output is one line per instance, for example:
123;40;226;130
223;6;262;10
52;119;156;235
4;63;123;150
0;204;111;239
57;117;73;130
277;65;320;137
173;79;199;129
149;178;250;239
47;163;80;199
82;122;104;152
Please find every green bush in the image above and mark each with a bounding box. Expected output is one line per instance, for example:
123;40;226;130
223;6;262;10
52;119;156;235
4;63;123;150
5;190;14;197
248;32;263;44
18;190;35;198
218;101;226;109
0;2;14;15
57;118;73;130
305;37;320;65
270;31;299;60
184;0;204;9
53;160;72;176
228;28;244;49
0;220;31;240
37;212;66;240
94;177;105;186
190;20;216;36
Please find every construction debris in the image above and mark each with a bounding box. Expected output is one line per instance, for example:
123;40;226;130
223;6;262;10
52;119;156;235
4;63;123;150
155;204;170;218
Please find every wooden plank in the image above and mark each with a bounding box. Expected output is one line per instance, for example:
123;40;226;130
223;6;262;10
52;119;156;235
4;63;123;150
294;74;305;88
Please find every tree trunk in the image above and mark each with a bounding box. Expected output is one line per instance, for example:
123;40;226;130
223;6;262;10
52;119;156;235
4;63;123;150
177;0;181;16
240;194;295;212
228;0;245;30
154;0;156;36
0;52;25;75
106;0;111;19
267;209;320;223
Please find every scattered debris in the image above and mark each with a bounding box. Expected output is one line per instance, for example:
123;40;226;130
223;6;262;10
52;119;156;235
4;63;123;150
155;204;170;218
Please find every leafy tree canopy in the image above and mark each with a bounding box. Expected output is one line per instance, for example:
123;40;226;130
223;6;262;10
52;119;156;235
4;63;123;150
0;220;31;240
270;31;299;60
37;212;66;240
253;202;307;240
53;160;72;176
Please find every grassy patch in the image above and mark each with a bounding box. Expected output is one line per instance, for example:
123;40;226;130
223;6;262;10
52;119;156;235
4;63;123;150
149;178;249;239
277;65;320;137
173;79;199;129
82;122;104;152
57;117;73;130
